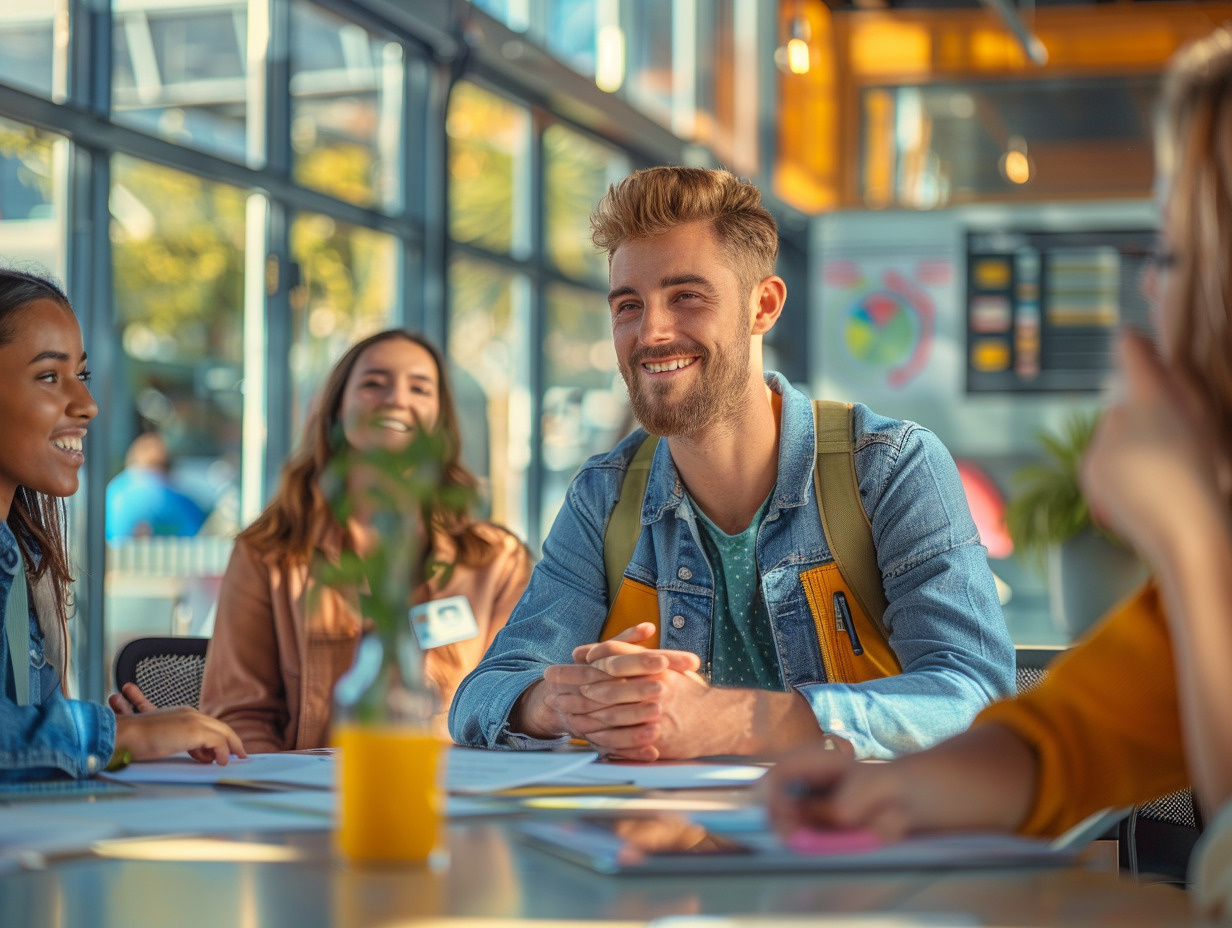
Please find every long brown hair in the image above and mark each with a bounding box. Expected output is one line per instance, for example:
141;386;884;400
1158;27;1232;462
241;329;494;567
0;268;77;617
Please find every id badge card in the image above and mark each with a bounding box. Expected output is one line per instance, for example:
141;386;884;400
408;595;480;649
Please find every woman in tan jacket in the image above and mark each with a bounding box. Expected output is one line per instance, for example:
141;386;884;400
200;329;533;752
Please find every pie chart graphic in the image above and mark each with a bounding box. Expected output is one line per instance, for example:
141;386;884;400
836;267;935;389
846;290;917;367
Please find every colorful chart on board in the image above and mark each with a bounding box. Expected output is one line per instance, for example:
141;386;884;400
821;256;954;397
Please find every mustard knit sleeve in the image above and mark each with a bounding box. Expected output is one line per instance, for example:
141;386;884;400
975;583;1190;837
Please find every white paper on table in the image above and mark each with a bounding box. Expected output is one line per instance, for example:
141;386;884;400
104;748;600;794
445;747;598;794
552;760;767;790
520;795;753;814
103;752;336;789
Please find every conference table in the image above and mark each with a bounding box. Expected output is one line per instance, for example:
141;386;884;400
0;771;1200;928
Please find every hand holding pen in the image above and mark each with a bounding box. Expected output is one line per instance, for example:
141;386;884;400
763;739;914;845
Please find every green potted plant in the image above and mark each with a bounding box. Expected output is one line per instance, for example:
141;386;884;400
1005;412;1147;639
317;421;473;866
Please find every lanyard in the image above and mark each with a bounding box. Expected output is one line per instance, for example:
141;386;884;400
4;547;29;707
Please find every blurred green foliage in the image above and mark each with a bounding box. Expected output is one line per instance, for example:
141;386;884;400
1005;412;1100;571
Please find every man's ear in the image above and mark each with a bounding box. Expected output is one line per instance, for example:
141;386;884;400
750;275;786;335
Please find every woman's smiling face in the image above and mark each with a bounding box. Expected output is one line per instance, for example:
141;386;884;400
0;298;98;518
338;336;441;453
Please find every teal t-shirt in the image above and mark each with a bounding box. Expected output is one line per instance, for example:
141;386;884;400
695;498;786;691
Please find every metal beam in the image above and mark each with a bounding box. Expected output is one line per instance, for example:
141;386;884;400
980;0;1049;65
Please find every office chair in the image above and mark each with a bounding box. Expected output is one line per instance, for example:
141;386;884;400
1013;646;1063;696
113;636;210;710
1014;645;1202;884
1126;788;1205;884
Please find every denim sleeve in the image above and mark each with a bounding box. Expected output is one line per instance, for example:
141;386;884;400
0;691;117;781
799;424;1015;759
449;467;616;749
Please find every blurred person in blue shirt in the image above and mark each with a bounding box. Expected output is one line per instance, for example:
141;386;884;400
105;432;207;541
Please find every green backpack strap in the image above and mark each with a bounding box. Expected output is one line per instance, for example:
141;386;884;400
813;400;889;630
603;434;659;608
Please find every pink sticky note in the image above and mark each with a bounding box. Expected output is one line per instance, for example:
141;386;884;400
786;827;882;856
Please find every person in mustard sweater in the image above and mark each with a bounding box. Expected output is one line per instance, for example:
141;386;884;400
199;329;533;751
765;25;1232;915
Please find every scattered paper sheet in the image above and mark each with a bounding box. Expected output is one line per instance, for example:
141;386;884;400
446;747;598;794
102;748;602;795
102;752;334;788
557;760;767;790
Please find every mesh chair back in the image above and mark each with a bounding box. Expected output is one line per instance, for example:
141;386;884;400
113;637;209;710
1136;789;1199;830
1014;665;1049;695
1014;647;1063;696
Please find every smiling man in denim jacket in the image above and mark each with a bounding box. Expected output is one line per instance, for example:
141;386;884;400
450;166;1013;761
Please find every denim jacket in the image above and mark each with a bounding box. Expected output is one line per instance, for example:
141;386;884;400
450;373;1014;759
0;521;114;780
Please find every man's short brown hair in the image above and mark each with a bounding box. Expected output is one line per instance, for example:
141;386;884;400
590;166;779;292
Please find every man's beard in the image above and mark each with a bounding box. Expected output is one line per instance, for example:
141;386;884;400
620;333;752;437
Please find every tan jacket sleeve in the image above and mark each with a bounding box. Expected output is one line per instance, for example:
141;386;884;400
200;539;292;753
425;527;534;726
976;583;1190;837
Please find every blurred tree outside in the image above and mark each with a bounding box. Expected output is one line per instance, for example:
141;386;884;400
0;119;55;220
289;211;397;433
110;155;245;467
543;122;625;285
448;81;525;254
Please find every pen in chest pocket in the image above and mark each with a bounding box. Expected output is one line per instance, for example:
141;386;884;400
832;591;863;656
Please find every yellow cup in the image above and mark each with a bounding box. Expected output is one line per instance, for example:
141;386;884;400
335;723;447;866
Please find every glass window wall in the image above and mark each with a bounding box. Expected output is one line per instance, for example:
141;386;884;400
0;0;64;100
287;212;399;432
107;154;247;675
0;116;66;273
0;0;715;697
624;1;673;124
544;123;626;286
540;281;627;531
447;81;531;257
448;254;531;541
541;0;597;78
111;0;251;163
290;0;404;212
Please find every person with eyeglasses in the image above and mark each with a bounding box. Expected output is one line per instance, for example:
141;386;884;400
765;26;1232;916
